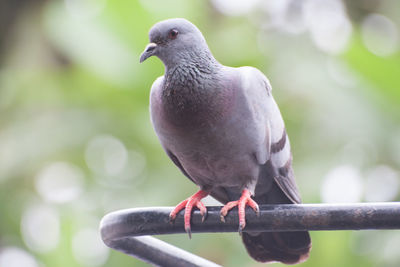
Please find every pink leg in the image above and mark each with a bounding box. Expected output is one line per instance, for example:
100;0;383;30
169;190;208;238
220;189;259;233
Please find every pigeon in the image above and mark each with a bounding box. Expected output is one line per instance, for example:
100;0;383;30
140;18;311;264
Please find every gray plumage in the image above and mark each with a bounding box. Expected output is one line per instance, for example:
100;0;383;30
141;18;311;264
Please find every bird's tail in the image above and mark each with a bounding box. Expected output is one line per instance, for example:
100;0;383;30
242;181;311;264
242;231;311;264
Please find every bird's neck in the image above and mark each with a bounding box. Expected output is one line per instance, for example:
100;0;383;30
163;49;221;92
161;51;224;127
164;49;220;77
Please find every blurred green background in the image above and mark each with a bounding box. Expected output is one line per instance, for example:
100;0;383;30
1;0;400;266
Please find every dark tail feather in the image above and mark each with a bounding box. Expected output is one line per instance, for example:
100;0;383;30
242;231;311;264
242;177;311;264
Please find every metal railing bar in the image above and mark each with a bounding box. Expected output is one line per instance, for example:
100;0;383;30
100;202;400;266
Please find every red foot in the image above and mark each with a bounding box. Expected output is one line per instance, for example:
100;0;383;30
169;190;208;238
220;189;259;233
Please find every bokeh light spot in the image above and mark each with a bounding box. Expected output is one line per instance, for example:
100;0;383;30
85;135;128;176
64;0;107;20
0;247;39;267
72;228;109;266
364;165;399;202
304;0;352;54
260;0;307;35
211;0;259;16
321;165;363;203
362;14;399;57
21;204;60;253
381;232;400;265
35;162;84;204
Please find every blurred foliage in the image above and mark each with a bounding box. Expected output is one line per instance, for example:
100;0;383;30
1;0;400;266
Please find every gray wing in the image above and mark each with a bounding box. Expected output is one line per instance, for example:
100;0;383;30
269;132;301;204
239;67;302;204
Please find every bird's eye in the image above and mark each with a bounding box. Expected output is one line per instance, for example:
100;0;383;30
168;29;179;39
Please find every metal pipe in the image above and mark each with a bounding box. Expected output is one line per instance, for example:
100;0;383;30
100;203;400;266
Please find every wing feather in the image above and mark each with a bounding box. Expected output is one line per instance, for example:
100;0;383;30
238;67;302;204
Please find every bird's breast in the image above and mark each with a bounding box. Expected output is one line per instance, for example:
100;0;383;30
160;81;236;130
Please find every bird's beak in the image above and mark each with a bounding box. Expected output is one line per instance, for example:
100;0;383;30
140;43;157;63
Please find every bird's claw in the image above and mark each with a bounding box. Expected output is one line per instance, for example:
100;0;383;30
201;213;207;223
196;201;207;223
254;203;260;217
238;223;245;236
169;199;188;224
185;226;192;239
220;189;259;234
169;214;175;224
169;190;208;238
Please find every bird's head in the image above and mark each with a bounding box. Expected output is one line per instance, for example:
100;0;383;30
140;18;210;66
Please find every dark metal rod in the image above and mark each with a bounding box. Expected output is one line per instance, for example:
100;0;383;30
104;236;222;267
100;203;400;266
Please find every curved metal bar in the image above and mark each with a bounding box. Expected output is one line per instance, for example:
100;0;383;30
100;203;400;266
